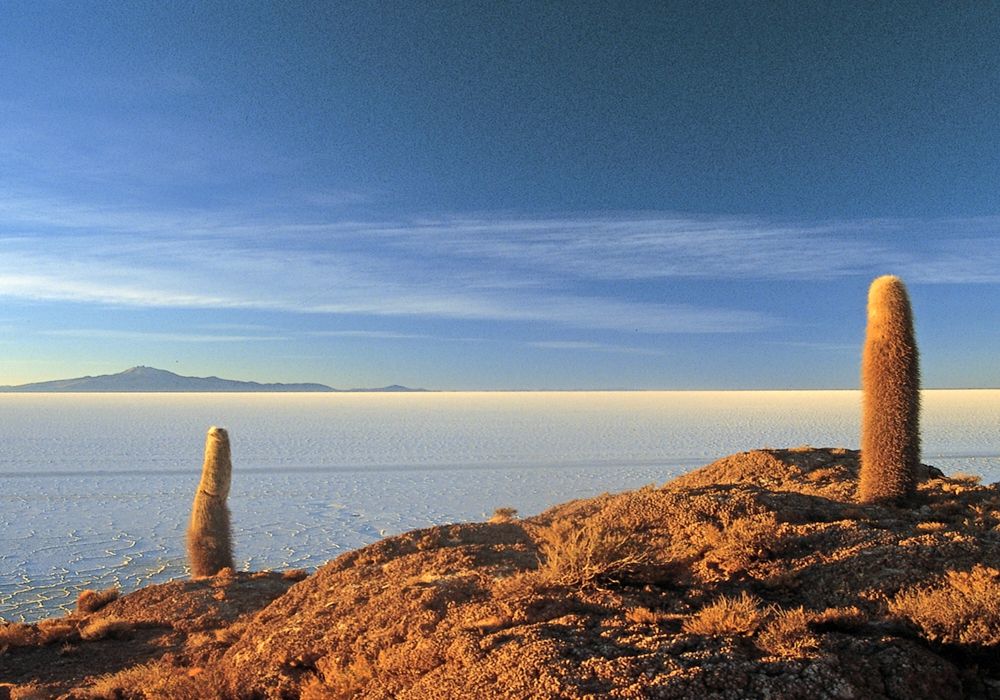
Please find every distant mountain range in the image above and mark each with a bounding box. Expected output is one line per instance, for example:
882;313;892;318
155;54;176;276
0;366;426;393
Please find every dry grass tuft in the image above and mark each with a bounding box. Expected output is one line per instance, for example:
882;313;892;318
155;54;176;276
489;570;543;600
76;587;120;615
489;507;518;523
890;564;1000;647
811;606;869;633
683;592;768;636
282;569;310;582
80;618;133;642
36;618;77;645
211;619;249;646
806;467;841;482
756;607;820;658
0;622;33;649
304;655;374;700
625;606;671;625
535;519;650;587
960;502;1000;532
7;684;52;700
702;513;783;576
83;661;221;700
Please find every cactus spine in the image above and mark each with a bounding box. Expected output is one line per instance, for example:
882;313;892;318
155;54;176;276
187;427;235;577
859;276;921;505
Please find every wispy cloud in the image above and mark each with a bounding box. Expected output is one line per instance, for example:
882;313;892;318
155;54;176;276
527;341;666;356
0;272;236;308
334;216;1000;284
307;330;433;340
41;329;287;343
767;341;860;352
3;193;998;337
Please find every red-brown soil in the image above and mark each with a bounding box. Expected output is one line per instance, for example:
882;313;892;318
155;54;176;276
4;447;1000;699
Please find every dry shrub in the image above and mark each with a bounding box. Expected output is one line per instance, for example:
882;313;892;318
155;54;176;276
213;619;248;646
806;467;841;482
84;662;220;700
0;622;33;649
184;631;218;650
811;606;869;633
36;618;76;645
683;592;768;636
77;587;120;615
8;685;51;700
962;503;1000;532
891;564;1000;646
489;569;543;600
283;568;310;582
625;607;671;625
535;519;649;587
756;607;820;658
489;507;518;523
80;618;133;642
306;655;374;700
702;513;782;576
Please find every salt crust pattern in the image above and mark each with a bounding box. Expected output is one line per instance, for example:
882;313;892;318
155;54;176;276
1;390;997;622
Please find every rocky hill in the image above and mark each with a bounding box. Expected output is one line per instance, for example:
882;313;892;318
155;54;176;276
4;447;1000;699
0;367;335;393
0;367;426;393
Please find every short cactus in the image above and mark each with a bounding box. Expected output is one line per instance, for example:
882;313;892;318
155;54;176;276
859;276;921;505
187;426;235;577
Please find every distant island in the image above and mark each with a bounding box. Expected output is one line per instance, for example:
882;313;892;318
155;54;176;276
0;366;426;393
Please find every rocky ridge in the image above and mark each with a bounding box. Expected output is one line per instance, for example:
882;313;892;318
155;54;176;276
0;367;427;393
3;447;1000;699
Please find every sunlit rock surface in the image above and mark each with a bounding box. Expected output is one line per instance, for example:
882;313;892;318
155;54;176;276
6;447;999;699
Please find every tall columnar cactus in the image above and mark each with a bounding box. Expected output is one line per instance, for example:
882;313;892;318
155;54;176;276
859;276;921;505
187;426;235;577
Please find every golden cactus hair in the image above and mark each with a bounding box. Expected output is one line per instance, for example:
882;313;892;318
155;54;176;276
186;426;235;577
859;275;921;505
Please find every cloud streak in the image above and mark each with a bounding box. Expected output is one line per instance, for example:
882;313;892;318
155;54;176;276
41;329;287;343
329;216;1000;284
527;341;666;356
3;193;998;338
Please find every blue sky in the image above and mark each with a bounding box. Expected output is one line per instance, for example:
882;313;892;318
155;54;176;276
2;2;999;390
